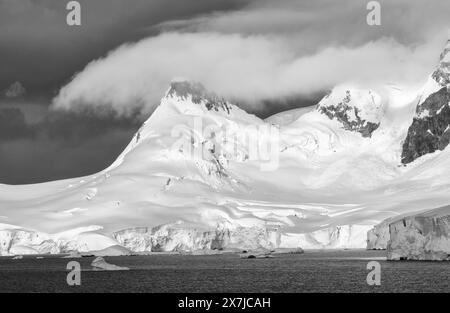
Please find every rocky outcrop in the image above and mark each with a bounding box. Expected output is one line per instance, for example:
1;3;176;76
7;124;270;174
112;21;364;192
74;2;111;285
387;205;450;260
401;87;450;164
317;87;382;137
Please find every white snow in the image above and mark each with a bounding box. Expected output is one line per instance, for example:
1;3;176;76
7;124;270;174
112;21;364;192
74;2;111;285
265;106;315;126
417;76;443;106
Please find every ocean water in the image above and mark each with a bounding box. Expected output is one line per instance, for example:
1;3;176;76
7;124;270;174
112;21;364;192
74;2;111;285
0;250;449;293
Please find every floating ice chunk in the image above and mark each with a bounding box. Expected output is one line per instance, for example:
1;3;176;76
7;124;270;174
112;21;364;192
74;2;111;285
91;256;129;271
239;249;273;259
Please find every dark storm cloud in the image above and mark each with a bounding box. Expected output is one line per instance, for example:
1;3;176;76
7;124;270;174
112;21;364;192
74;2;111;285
156;0;450;51
0;129;135;185
0;108;32;140
0;0;249;92
0;106;140;184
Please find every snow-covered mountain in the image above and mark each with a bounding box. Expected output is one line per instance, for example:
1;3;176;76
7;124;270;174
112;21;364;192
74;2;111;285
1;40;450;257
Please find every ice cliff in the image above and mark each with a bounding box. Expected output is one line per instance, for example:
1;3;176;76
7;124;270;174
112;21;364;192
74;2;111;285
366;220;391;250
387;205;450;260
113;222;281;252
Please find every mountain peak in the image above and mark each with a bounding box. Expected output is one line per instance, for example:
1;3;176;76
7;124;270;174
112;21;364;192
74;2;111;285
165;79;232;113
166;80;207;103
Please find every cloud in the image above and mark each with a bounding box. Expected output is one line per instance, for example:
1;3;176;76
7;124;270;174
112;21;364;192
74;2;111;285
162;0;450;47
52;33;446;117
52;0;450;117
0;0;246;91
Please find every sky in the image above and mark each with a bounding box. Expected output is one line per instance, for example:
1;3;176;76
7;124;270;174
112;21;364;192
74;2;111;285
0;0;449;184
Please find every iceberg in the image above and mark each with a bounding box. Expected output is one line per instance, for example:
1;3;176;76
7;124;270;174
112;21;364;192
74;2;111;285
387;205;450;260
91;257;130;271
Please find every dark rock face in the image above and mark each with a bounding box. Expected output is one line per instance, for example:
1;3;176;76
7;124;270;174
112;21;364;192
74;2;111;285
167;81;231;114
401;87;450;164
318;90;380;137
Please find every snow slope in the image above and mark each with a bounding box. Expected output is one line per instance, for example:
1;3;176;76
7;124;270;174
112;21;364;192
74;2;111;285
1;42;450;256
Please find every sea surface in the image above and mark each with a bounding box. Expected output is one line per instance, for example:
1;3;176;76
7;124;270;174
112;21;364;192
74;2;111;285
0;250;449;293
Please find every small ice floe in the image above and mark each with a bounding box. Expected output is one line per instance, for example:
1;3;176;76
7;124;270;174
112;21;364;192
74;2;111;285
12;255;23;260
36;256;44;259
91;256;129;271
239;249;274;259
